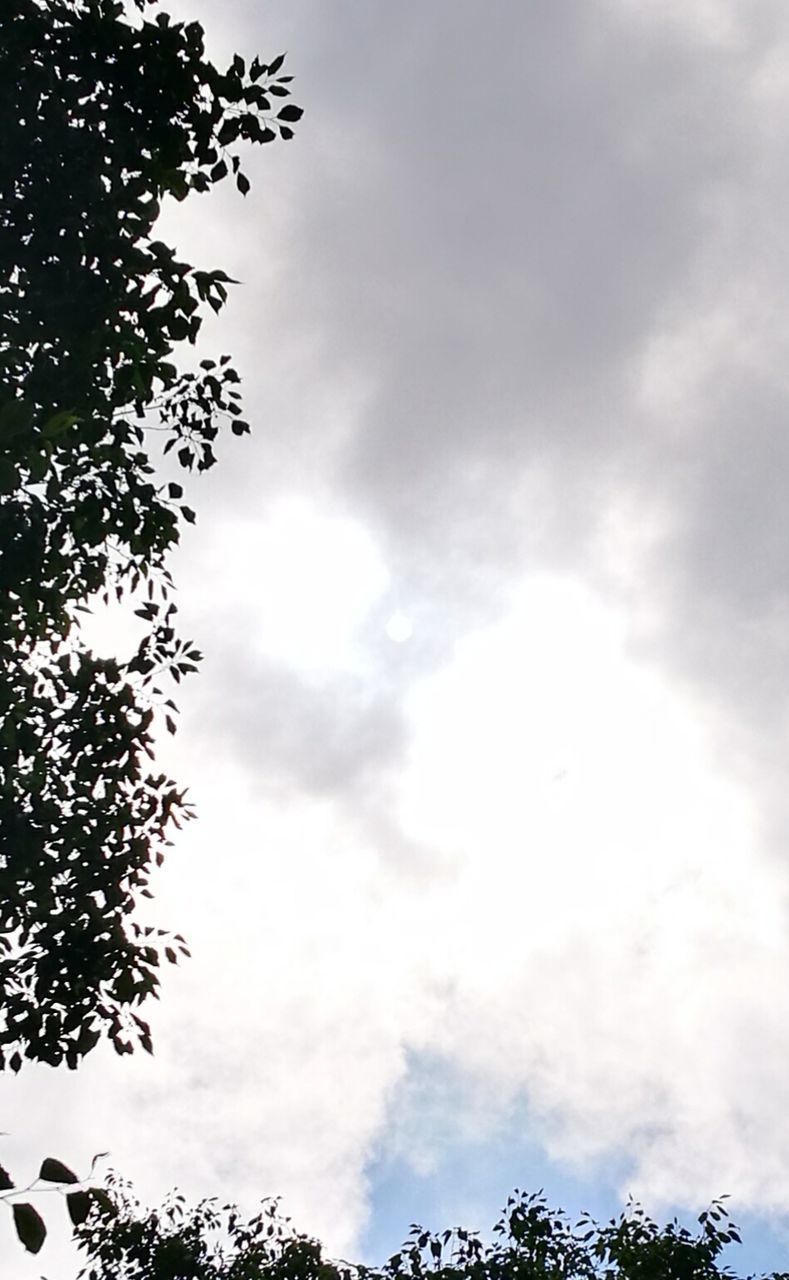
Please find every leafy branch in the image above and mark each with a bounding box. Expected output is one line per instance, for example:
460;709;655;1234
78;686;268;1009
0;1154;116;1255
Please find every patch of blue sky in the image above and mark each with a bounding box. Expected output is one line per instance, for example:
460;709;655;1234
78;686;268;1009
360;1054;789;1276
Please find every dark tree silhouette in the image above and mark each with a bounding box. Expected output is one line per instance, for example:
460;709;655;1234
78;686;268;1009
0;0;301;1074
69;1182;780;1280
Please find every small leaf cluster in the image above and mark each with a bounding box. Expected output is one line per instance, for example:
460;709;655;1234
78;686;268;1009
371;1191;776;1280
0;0;301;1068
75;1178;339;1280
0;1154;115;1256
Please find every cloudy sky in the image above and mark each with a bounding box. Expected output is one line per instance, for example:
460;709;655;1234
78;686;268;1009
9;0;789;1273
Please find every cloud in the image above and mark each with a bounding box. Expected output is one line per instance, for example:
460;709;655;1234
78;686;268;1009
12;1;789;1272
158;0;789;1227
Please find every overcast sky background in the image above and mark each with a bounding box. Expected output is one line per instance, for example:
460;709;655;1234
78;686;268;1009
8;0;789;1273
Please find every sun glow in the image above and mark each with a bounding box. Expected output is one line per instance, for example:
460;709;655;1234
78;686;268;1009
197;497;390;670
397;574;757;939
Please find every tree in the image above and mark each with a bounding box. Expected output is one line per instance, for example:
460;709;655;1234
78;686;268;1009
69;1182;784;1280
0;0;302;1070
0;1152;114;1260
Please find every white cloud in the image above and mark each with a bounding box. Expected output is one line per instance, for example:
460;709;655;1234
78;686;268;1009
14;1;789;1273
198;496;389;672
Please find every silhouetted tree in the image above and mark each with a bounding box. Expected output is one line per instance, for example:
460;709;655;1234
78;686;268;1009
69;1182;781;1280
0;0;302;1257
0;0;301;1072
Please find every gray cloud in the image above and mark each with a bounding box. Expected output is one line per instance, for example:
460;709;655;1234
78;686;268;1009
179;0;789;794
16;5;789;1271
203;653;405;795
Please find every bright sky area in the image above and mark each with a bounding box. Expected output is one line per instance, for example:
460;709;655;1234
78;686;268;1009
8;0;789;1274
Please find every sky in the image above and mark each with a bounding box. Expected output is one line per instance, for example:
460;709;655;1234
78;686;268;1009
7;0;789;1274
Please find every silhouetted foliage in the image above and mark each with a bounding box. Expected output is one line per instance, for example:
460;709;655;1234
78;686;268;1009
0;1151;113;1255
69;1183;787;1280
0;0;301;1071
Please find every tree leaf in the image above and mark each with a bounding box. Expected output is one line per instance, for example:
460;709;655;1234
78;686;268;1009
67;1191;92;1227
42;410;78;439
13;1203;46;1254
0;0;297;1077
0;398;34;439
89;1188;119;1218
40;1157;79;1184
276;103;303;122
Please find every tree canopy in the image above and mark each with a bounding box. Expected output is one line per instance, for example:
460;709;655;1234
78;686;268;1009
0;0;301;1071
68;1182;784;1280
2;5;787;1280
